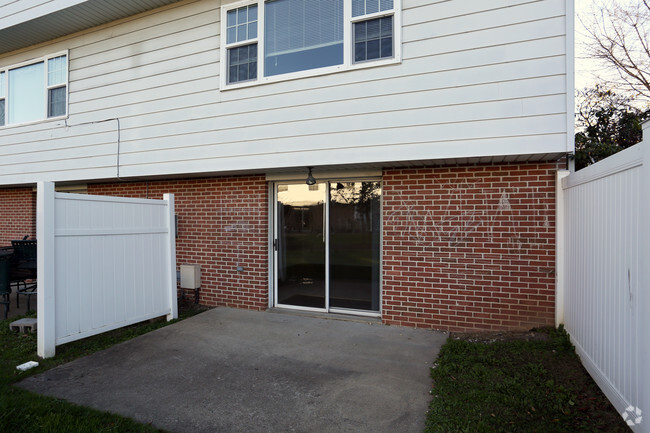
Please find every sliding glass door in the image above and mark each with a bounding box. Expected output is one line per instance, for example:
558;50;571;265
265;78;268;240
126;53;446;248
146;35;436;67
276;183;326;309
329;181;381;311
275;181;381;314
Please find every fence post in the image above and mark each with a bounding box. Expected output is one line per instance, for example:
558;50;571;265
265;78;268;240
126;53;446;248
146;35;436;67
639;122;649;432
164;193;178;321
37;181;56;358
555;170;570;327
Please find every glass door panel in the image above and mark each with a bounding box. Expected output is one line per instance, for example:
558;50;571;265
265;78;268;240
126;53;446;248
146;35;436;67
276;183;326;309
329;181;381;312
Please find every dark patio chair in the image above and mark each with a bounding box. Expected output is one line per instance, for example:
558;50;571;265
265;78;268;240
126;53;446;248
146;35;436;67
0;254;11;319
11;239;37;311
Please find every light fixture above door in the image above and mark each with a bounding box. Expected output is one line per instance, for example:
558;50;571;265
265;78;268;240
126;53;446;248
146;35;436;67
305;167;316;185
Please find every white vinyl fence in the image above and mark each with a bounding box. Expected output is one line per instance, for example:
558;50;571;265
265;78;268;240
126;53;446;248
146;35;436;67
36;181;177;358
557;122;649;432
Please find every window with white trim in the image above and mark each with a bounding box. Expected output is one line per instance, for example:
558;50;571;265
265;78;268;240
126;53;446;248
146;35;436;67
352;0;394;62
47;55;67;118
221;0;400;88
0;53;68;127
265;0;344;77
226;4;258;84
0;72;5;127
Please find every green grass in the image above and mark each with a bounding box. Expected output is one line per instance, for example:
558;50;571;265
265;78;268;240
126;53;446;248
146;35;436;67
0;305;207;433
426;326;630;433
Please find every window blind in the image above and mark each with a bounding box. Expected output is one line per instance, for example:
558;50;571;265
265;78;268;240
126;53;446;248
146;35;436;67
8;62;44;124
265;0;343;56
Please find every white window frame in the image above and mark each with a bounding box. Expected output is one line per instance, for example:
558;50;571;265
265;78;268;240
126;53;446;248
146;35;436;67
0;50;69;128
224;3;259;85
0;71;5;127
351;3;397;64
46;54;68;118
219;0;401;90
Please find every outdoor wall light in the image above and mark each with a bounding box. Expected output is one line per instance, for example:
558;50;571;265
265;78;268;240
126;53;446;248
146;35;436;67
306;167;316;185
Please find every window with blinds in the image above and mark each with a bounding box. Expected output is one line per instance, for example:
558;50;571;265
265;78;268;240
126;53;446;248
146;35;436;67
221;0;399;88
264;0;344;76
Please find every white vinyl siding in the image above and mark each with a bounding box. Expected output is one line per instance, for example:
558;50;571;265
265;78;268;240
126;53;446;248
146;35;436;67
0;0;86;26
0;0;571;185
0;0;185;54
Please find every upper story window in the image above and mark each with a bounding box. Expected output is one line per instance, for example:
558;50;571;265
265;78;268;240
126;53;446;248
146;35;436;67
221;0;400;89
0;72;5;126
264;0;344;77
0;52;68;127
352;0;394;62
226;4;258;84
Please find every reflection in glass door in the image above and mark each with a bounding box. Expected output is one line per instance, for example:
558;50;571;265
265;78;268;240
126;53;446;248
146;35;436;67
329;182;381;312
275;181;381;314
276;183;326;309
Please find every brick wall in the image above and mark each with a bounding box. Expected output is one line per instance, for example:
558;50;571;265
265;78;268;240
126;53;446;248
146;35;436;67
88;176;268;311
0;187;36;246
382;163;559;331
79;162;559;331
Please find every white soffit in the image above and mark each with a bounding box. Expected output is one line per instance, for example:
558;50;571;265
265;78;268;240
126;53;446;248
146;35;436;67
0;0;184;54
266;169;383;182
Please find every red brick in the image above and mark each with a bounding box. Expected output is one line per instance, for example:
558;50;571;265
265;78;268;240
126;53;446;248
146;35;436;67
1;161;560;332
381;162;559;331
0;187;36;245
88;176;268;311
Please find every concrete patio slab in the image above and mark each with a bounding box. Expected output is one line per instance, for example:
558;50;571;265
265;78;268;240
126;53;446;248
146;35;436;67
18;307;447;433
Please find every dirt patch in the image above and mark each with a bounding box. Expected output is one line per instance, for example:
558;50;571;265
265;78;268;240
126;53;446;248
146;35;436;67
450;328;552;344
177;300;213;318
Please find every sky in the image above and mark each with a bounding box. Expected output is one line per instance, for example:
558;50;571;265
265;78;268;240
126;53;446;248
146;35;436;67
574;0;603;90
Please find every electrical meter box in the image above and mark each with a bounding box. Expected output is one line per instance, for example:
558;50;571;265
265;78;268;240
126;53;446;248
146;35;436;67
180;264;201;289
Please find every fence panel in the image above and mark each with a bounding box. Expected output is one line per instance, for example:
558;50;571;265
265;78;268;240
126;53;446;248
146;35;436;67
560;125;648;432
37;182;177;357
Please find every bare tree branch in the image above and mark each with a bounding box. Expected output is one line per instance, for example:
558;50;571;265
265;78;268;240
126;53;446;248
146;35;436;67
581;0;650;100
